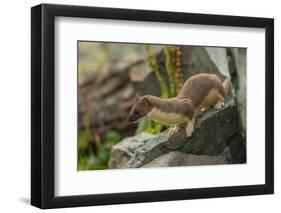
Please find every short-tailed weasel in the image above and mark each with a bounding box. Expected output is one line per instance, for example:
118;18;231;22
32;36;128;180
127;73;231;137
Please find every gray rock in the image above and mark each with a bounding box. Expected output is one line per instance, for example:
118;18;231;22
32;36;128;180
227;133;246;164
225;48;247;133
123;134;171;168
143;151;228;167
231;48;247;132
180;100;240;155
110;99;240;169
108;133;155;168
133;73;162;97
222;147;232;162
181;46;226;81
109;127;189;169
205;47;229;76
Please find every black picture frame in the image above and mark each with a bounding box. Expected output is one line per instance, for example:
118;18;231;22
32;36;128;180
31;3;274;209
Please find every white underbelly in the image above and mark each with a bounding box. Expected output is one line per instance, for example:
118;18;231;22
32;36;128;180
148;108;188;125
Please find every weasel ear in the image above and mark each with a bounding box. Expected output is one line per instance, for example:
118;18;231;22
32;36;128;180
142;97;151;106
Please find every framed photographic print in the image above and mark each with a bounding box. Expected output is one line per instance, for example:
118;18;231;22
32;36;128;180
31;3;274;209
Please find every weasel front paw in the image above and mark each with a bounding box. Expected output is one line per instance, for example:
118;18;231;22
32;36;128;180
168;126;179;136
214;101;224;110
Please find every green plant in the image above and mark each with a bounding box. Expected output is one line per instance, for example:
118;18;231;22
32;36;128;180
78;130;121;170
95;131;121;166
78;130;95;170
145;45;169;98
163;46;177;97
136;45;183;134
136;118;165;134
137;45;184;135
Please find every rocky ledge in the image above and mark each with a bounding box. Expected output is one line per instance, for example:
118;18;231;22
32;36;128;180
108;99;246;169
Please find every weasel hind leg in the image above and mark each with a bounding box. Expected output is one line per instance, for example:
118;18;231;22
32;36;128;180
186;118;195;138
214;95;225;110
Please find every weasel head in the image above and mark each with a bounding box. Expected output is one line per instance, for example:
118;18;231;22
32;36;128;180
127;96;153;123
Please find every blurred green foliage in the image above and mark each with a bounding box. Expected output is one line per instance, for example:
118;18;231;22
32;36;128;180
78;130;121;170
136;118;165;134
163;46;177;97
145;45;169;98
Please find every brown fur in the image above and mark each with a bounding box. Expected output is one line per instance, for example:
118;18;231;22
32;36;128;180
127;73;230;129
146;96;194;119
127;96;153;123
178;73;226;110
